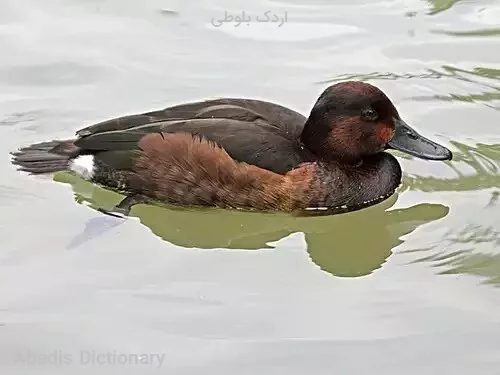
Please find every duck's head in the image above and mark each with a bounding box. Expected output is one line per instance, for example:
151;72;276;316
301;81;452;163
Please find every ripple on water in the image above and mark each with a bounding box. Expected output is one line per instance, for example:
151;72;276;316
426;0;469;15
398;139;500;286
404;213;500;286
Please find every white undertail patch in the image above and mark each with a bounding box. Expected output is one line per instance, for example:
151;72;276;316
70;155;95;180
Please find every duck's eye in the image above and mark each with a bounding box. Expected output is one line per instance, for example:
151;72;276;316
361;108;379;121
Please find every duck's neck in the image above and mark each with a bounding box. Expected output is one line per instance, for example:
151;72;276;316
291;153;402;214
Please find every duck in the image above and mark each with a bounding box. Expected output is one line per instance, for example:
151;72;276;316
11;81;452;216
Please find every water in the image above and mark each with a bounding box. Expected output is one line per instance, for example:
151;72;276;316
0;0;499;373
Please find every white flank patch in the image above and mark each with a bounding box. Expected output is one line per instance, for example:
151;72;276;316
70;155;95;180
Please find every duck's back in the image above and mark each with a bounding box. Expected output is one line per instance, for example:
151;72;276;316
77;98;307;137
74;98;314;174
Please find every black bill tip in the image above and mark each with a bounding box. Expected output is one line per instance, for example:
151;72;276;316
387;118;452;161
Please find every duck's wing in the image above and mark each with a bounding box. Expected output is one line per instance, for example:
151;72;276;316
76;98;307;140
75;118;313;174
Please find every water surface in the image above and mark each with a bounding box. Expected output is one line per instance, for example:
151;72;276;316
0;0;499;374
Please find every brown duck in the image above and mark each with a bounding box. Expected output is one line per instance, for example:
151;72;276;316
11;81;452;216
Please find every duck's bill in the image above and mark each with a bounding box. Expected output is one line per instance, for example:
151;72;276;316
387;118;452;161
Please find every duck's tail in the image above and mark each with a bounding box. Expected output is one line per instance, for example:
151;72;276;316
11;140;81;174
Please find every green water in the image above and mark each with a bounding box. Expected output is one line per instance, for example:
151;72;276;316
0;0;499;374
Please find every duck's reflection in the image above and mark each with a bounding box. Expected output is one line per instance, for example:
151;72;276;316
57;172;449;278
303;199;448;277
